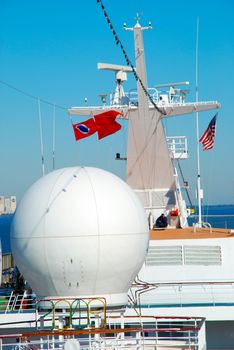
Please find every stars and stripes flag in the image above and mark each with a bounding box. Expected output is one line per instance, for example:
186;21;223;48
199;113;218;151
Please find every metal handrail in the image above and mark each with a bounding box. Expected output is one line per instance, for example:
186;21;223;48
0;314;204;350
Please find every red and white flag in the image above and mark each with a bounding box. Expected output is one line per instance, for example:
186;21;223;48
199;113;217;151
72;110;122;141
72;117;97;141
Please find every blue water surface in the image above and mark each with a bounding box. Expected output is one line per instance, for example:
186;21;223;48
188;205;234;229
0;214;14;253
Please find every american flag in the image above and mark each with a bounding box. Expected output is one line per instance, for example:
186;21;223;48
199;113;218;151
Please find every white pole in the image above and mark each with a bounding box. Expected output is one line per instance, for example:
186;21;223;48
38;99;45;176
196;17;202;227
52;104;56;171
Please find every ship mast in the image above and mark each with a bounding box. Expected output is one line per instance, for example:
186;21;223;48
124;17;178;227
68;14;220;229
124;15;152;145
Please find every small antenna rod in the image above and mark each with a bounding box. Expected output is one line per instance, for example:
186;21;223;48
195;17;202;227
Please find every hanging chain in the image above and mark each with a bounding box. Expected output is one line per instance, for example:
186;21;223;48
96;0;165;115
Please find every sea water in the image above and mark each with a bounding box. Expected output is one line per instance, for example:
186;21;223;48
188;204;234;229
0;214;13;253
0;206;234;254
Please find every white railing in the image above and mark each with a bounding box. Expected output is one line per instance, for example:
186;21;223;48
167;136;188;160
131;281;234;308
0;291;36;313
0;337;200;350
0;314;204;350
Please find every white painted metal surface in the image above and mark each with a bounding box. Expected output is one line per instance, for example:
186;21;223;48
0;310;205;350
11;167;149;306
140;238;234;283
167;137;188;160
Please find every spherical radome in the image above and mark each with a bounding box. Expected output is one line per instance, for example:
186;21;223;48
11;167;149;306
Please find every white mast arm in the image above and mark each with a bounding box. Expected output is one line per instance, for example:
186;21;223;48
97;63;133;72
159;102;220;117
68;101;220;118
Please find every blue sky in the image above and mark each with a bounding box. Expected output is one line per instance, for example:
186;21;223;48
0;0;233;205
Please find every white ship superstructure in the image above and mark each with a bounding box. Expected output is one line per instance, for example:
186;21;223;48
0;14;232;350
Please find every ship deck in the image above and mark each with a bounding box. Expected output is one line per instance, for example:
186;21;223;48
150;226;234;240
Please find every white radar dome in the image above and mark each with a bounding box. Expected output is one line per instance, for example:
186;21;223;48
11;167;149;306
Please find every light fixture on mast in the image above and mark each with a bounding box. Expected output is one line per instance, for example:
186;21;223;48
99;93;107;105
116;153;127;161
124;16;153;31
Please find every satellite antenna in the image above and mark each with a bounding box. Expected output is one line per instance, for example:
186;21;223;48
97;63;133;105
